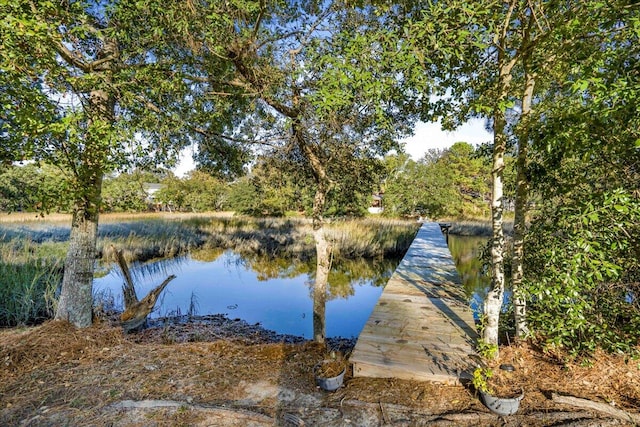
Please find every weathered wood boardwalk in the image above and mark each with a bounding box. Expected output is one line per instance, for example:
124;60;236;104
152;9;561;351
350;222;479;383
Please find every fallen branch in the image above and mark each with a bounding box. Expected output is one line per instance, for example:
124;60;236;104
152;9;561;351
120;275;176;332
112;247;137;308
110;399;274;424
551;392;640;424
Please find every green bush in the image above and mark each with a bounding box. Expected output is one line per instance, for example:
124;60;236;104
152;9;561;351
524;189;640;357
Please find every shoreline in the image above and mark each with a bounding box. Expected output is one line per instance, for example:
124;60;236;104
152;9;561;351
124;313;358;355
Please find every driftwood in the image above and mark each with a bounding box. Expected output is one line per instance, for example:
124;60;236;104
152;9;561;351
112;247;175;333
113;247;137;308
552;392;640;425
119;275;176;332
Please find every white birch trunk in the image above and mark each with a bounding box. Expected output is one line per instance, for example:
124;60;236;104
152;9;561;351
512;72;535;338
484;40;517;351
485;132;506;348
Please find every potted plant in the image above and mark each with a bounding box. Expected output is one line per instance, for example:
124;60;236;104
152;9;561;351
473;366;524;416
313;351;347;392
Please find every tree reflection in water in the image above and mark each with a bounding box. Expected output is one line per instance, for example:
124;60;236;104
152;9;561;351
93;250;399;338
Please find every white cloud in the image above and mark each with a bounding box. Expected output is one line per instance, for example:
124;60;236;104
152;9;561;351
400;118;493;160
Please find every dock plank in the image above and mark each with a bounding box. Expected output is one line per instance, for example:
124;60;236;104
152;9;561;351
350;222;479;384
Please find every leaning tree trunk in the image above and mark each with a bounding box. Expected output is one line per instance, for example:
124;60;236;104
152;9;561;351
512;71;535;338
484;50;517;352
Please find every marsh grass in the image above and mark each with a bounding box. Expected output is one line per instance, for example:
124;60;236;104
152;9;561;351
447;220;513;237
327;218;418;259
0;214;418;325
193;216;418;260
0;240;62;327
0;215;419;264
98;220;205;263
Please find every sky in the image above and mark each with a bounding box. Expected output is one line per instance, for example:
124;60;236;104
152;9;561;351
173;118;493;177
399;118;493;160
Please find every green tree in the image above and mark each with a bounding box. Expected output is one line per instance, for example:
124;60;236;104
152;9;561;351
438;142;491;218
522;2;640;354
399;0;637;351
178;1;424;342
0;0;239;327
382;154;459;219
182;170;228;212
0;163;71;213
380;145;490;220
102;173;148;212
226;177;263;216
155;174;187;212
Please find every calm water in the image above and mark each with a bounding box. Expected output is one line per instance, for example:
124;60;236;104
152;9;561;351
448;235;490;320
93;248;396;339
448;234;514;320
94;235;489;338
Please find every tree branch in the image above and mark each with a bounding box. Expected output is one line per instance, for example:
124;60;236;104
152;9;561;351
551;393;640;424
289;6;334;57
53;40;91;72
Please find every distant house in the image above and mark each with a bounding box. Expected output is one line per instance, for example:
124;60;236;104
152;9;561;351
143;183;164;211
368;193;384;214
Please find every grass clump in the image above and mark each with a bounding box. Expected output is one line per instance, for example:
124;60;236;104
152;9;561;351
98;220;205;263
327;218;419;259
0;239;62;327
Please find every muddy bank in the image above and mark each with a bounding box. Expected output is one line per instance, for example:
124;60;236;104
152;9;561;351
135;314;357;355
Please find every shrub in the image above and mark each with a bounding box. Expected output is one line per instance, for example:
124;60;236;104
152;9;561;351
524;189;640;357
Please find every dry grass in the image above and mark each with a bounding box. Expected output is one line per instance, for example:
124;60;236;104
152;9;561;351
0;211;235;224
0;212;71;224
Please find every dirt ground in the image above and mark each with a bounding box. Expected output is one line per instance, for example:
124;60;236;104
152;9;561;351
1;318;639;426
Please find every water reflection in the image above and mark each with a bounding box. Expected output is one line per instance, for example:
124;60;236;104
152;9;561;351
448;234;512;320
448;235;490;320
93;250;397;339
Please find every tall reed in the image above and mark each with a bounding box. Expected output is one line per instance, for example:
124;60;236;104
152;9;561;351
326;218;419;259
0;239;62;327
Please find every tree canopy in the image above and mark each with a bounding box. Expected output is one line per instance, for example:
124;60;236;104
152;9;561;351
1;0;638;359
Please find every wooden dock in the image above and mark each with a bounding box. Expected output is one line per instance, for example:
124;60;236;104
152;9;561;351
350;222;479;383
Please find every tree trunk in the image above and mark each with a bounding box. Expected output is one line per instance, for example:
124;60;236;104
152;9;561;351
55;177;102;328
309;166;331;344
295;124;332;344
512;71;535;338
312;222;331;344
484;47;516;351
485;119;506;348
55;41;115;327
